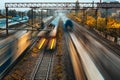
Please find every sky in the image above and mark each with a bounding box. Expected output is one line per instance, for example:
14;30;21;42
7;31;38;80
0;0;119;10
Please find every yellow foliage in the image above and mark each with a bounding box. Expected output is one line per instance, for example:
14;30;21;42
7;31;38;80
75;17;81;22
111;23;120;28
67;12;120;29
97;17;106;28
107;17;120;28
86;16;96;27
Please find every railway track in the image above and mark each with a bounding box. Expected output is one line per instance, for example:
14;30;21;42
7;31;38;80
30;16;59;80
31;51;54;80
73;22;120;80
91;31;120;57
74;22;120;57
0;17;55;79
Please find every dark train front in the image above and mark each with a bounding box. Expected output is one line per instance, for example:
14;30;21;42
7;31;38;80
64;19;73;31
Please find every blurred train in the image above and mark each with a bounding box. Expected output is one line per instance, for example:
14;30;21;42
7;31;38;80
48;23;55;29
45;23;57;51
38;17;60;51
0;31;32;79
46;17;60;51
0;16;54;79
46;23;55;34
64;19;74;31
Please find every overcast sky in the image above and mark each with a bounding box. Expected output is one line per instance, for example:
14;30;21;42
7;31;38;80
0;0;119;10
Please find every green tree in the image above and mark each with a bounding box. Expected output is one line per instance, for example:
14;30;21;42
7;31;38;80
0;10;1;14
27;10;36;19
8;9;17;17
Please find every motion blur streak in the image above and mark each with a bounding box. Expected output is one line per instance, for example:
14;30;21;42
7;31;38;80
70;33;104;80
68;37;86;80
50;38;55;49
38;38;46;49
16;31;31;58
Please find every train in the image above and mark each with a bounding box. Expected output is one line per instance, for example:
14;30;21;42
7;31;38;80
46;17;60;50
38;17;60;51
41;23;56;51
0;31;32;79
0;16;54;79
64;19;73;31
62;16;74;32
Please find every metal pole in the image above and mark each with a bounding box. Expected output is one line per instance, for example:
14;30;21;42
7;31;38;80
119;12;120;37
105;8;108;38
85;10;87;25
41;9;43;22
92;1;94;8
106;8;108;29
82;9;84;25
22;12;23;20
47;9;48;17
82;9;85;25
6;7;8;35
32;8;33;29
39;11;40;23
50;10;53;16
95;9;98;29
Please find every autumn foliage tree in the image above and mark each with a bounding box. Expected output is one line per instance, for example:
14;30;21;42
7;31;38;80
67;11;120;37
86;16;96;28
97;17;106;30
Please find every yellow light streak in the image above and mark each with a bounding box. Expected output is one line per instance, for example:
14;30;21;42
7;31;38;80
38;38;46;49
50;38;55;49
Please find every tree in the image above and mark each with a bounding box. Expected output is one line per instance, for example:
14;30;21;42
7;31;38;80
27;10;36;19
97;17;106;29
0;10;1;14
86;16;96;28
8;9;17;17
27;10;32;19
